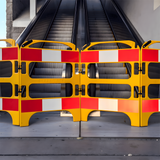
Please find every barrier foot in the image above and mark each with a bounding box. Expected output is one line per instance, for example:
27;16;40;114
8;111;20;126
81;109;94;121
141;112;154;127
20;112;35;127
125;112;141;127
67;109;81;122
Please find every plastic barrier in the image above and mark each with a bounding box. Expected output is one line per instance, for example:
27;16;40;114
0;39;20;125
20;40;80;126
141;41;160;126
81;41;141;126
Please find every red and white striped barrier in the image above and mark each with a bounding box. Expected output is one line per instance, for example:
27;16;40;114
0;48;18;60
81;49;139;62
142;49;160;62
21;48;79;62
142;100;160;112
21;98;79;112
142;49;160;113
0;98;19;111
81;98;139;113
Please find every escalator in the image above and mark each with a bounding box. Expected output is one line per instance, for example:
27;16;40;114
85;0;140;99
17;0;143;99
18;0;78;98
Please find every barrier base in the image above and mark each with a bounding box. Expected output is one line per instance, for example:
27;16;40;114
141;112;154;127
81;109;96;121
7;111;20;126
20;112;36;127
125;112;141;127
67;109;81;122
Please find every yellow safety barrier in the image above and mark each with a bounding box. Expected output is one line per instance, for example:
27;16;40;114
20;40;81;126
141;40;160;126
0;39;20;125
81;41;141;126
1;39;159;127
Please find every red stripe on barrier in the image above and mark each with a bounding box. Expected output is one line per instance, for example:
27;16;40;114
62;98;79;109
2;48;18;60
81;51;99;62
61;51;79;62
21;100;42;112
21;48;42;61
142;49;158;62
118;49;139;62
3;99;19;111
81;98;98;110
142;100;158;112
118;100;139;113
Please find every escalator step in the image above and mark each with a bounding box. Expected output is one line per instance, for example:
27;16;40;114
99;74;129;79
34;68;63;75
97;91;131;98
29;84;61;92
37;63;63;68
98;67;126;74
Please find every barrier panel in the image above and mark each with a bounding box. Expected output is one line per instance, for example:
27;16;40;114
141;41;160;126
20;40;80;126
81;41;141;126
0;39;20;125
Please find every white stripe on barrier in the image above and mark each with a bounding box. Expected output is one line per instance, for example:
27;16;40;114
158;50;160;62
159;100;160;111
99;50;118;62
42;99;62;111
42;50;61;62
0;49;2;60
99;99;118;111
0;98;2;110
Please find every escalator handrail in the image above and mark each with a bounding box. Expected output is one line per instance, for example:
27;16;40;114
16;0;50;47
111;0;144;47
71;0;79;47
83;0;91;46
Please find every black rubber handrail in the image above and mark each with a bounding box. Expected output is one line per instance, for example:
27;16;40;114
83;0;91;47
111;0;144;47
16;0;50;47
71;0;80;47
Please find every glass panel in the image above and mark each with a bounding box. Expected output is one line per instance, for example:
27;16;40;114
29;62;72;78
0;61;12;77
88;84;131;98
148;84;160;98
148;63;160;79
0;83;12;97
29;83;72;98
88;63;131;79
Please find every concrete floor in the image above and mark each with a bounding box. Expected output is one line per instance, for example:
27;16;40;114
0;111;159;138
0;111;160;160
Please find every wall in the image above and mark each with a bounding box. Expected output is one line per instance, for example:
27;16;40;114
13;0;29;20
6;0;25;41
115;0;160;48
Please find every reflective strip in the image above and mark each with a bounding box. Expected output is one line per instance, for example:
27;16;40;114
42;50;61;62
99;99;118;111
159;50;160;62
99;50;118;62
42;99;62;111
0;98;2;110
159;100;160;111
0;49;2;60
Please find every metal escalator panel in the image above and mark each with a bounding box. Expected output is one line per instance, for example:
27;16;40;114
86;0;117;50
43;0;76;50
